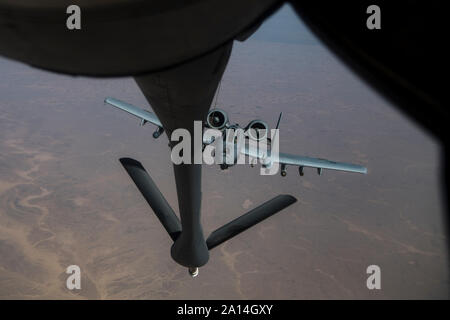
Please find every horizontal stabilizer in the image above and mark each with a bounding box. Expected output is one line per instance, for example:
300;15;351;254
119;158;181;241
206;194;297;250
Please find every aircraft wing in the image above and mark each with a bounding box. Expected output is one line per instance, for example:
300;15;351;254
277;152;367;174
241;143;367;174
104;97;162;128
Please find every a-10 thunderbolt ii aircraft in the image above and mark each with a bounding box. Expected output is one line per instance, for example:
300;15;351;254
105;97;367;277
106;97;367;176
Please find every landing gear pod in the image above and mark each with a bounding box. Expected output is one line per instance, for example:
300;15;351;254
153;127;164;139
299;166;304;176
281;164;287;177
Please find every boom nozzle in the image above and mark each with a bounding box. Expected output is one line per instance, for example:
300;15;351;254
188;267;199;278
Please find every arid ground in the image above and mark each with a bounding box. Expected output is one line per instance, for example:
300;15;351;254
0;5;447;299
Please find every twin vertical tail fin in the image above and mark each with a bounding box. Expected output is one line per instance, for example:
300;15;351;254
268;112;283;145
275;112;282;130
119;158;296;252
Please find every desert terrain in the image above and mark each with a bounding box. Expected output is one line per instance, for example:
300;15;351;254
0;4;447;299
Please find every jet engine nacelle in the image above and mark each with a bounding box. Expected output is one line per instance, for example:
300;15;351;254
206;109;228;130
245;120;268;141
